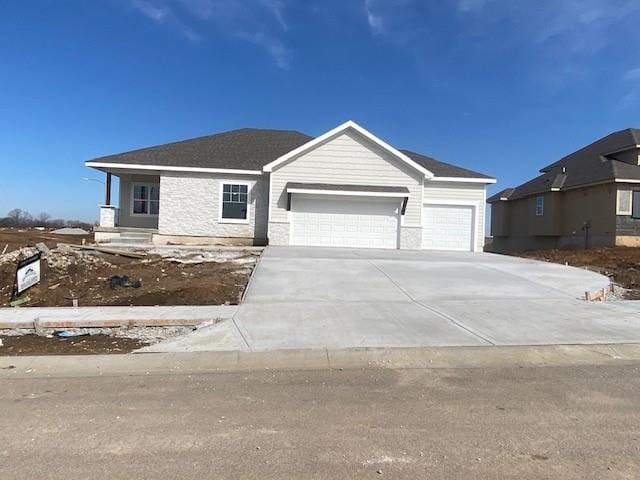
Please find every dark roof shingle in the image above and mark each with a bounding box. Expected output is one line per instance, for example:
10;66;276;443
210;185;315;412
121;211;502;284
490;128;640;203
88;127;493;179
90;128;313;171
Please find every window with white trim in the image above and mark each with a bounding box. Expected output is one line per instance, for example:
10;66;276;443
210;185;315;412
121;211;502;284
535;195;544;216
617;189;632;215
221;183;248;221
133;184;159;215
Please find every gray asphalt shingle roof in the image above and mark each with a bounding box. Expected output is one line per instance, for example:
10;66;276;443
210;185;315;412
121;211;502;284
489;128;640;203
400;149;494;179
90;128;313;172
88;128;492;179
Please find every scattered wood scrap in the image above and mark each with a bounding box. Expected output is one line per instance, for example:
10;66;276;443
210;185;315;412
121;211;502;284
62;243;147;259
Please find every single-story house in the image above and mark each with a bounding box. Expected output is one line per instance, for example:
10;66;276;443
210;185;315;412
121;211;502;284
86;121;495;251
488;128;640;252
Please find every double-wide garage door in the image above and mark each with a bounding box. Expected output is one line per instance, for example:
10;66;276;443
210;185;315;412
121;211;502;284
291;195;400;249
422;204;474;251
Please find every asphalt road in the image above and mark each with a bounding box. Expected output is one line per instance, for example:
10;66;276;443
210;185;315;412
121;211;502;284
1;364;639;479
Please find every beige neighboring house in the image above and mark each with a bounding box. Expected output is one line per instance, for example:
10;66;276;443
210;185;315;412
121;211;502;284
488;128;640;253
85;120;495;251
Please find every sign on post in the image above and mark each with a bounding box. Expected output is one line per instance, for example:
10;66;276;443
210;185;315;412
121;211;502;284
15;253;41;296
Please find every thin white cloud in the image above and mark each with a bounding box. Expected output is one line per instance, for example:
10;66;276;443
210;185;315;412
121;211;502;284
618;66;640;109
364;0;384;35
129;0;291;67
237;31;291;69
455;0;640;52
456;0;485;12
132;0;169;22
132;0;201;41
258;0;288;31
623;67;640;82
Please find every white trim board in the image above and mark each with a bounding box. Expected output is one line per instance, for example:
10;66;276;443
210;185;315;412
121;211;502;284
262;120;434;178
287;188;408;198
430;176;496;184
86;162;263;176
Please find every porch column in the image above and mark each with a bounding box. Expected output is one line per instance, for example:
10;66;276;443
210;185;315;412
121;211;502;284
105;172;112;206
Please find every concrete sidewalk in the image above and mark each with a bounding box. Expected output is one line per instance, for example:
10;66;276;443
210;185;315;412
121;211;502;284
2;343;640;378
0;305;238;329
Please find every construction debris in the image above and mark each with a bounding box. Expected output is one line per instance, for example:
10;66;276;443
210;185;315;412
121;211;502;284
0;242;259;307
585;287;611;302
66;244;147;259
109;275;142;289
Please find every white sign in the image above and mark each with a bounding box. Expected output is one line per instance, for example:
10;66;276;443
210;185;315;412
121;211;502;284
16;257;41;294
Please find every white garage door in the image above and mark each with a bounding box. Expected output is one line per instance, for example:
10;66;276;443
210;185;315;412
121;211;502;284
423;204;474;251
291;195;400;249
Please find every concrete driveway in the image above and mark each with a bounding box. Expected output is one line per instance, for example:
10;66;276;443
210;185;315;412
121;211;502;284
148;246;640;352
230;246;640;350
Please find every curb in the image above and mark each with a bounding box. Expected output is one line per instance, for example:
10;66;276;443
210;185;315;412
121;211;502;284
2;343;640;379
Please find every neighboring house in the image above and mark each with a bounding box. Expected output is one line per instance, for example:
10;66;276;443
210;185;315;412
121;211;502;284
86;121;495;251
488;128;640;252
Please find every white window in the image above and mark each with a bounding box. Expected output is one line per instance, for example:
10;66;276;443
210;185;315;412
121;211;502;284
535;196;544;216
219;182;249;223
132;184;159;215
617;189;632;215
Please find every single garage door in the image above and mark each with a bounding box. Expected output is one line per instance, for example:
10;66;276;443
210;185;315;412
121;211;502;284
423;204;474;251
291;195;400;249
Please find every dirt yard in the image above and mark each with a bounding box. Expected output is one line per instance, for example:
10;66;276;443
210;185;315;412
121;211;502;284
517;247;640;299
0;228;93;254
0;334;148;355
0;240;259;307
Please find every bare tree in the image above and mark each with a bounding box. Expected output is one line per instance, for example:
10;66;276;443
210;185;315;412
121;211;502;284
6;209;23;221
36;212;51;224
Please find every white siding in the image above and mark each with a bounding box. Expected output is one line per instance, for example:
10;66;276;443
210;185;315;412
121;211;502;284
270;130;424;226
158;172;268;239
423;181;487;252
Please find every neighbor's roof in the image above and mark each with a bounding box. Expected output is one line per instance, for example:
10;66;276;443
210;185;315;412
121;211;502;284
87;128;493;179
488;128;640;203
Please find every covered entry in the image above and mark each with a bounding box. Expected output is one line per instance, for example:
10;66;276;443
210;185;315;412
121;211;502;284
287;183;408;249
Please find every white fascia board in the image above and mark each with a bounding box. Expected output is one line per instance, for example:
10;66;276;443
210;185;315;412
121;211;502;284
287;188;408;198
615;178;640;184
262;120;434;178
85;162;263;175
430;176;496;184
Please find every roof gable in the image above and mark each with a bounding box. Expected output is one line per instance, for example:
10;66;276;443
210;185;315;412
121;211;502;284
262;120;434;177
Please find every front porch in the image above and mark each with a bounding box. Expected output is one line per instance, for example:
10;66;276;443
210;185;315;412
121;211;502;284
94;170;160;228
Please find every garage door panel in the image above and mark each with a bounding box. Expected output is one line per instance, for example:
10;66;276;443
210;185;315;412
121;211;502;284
291;195;400;249
423;204;474;251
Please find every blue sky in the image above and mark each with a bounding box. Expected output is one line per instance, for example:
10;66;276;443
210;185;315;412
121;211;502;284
1;0;640;221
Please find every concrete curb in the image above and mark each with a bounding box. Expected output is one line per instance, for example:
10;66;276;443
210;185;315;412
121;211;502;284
0;305;239;329
2;343;640;378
